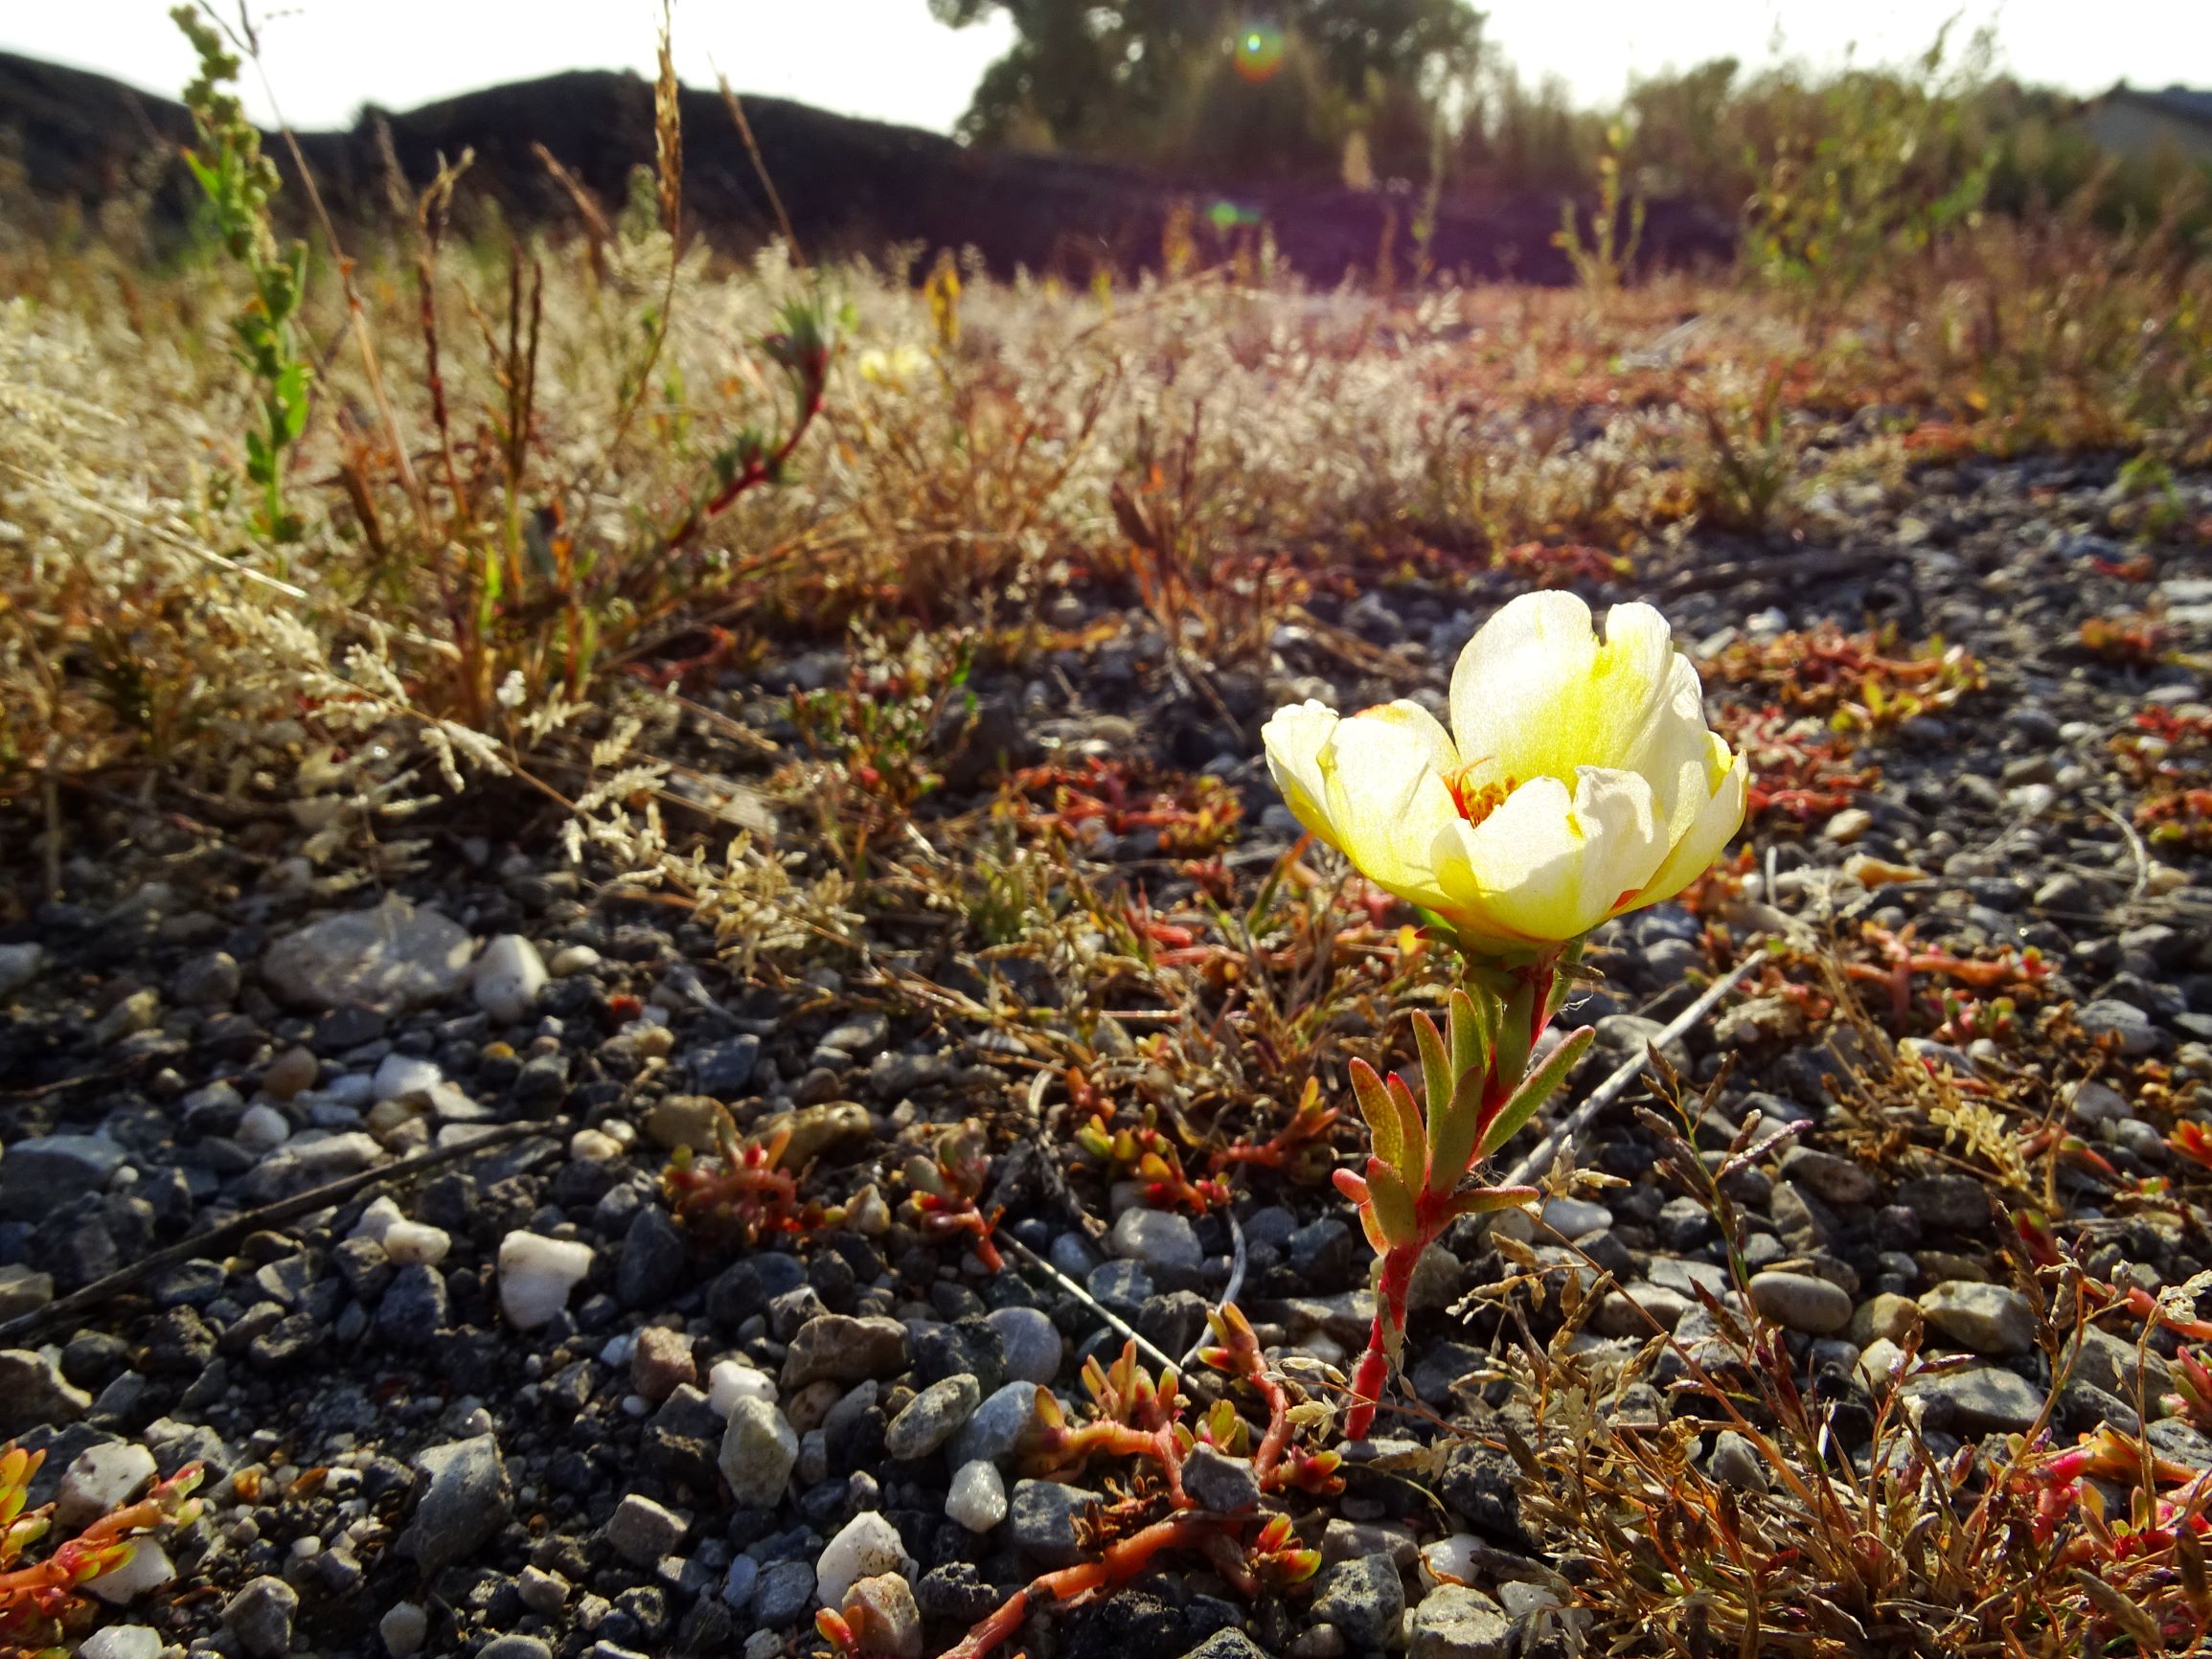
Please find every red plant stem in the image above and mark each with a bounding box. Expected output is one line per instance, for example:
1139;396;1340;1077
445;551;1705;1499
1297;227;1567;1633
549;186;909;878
1342;962;1556;1440
942;1516;1229;1659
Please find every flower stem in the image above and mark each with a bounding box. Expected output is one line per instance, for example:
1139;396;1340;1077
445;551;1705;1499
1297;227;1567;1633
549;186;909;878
1341;959;1558;1440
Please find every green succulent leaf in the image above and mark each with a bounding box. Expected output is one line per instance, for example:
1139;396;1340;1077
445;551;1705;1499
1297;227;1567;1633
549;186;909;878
1448;986;1494;1084
1365;1162;1420;1247
1383;1071;1427;1183
1425;1065;1486;1197
1451;1183;1540;1216
1493;979;1539;1084
1478;1024;1595;1160
1414;1011;1452;1124
1348;1058;1402;1169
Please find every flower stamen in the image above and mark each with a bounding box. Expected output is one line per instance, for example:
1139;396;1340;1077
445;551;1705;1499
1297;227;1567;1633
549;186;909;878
1446;766;1515;828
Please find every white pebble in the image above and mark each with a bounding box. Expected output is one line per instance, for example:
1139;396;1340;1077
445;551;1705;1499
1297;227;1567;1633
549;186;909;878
549;944;603;977
708;1359;777;1416
236;1103;292;1152
945;1460;1007;1533
352;1195;405;1243
569;1128;624;1163
80;1629;161;1659
373;1054;445;1103
474;934;549;1023
1418;1534;1485;1589
56;1443;157;1531
87;1540;174;1604
816;1511;916;1608
381;1221;452;1267
497;1231;594;1329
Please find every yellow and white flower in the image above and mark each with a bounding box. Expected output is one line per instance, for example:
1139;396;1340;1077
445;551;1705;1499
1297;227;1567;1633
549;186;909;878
856;344;931;390
1263;592;1746;947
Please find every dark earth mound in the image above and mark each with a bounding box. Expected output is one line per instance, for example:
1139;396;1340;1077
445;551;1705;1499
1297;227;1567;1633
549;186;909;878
0;51;1734;282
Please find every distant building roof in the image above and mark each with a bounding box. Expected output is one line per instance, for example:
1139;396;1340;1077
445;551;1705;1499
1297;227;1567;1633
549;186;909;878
2104;84;2212;130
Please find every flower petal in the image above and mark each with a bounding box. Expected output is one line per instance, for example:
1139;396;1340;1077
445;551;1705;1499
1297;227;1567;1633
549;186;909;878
1638;652;1724;848
1448;594;1683;794
1263;699;1462;916
1432;765;1668;943
1264;700;1344;849
1628;733;1749;911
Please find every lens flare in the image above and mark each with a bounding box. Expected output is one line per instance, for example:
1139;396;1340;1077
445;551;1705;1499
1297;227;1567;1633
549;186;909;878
1232;23;1286;84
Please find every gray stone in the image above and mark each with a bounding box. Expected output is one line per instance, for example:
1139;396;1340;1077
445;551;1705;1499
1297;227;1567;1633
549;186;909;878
690;1034;762;1099
1180;1445;1261;1512
885;1374;981;1459
616;1205;687;1308
0;943;42;1000
1896;1174;1989;1232
174;950;242;1007
0;1350;91;1438
950;1380;1041;1467
1107;1208;1202;1270
401;1434;511;1574
377;1602;429;1656
0;1134;125;1221
239;1131;386;1204
1407;1585;1510;1659
479;1641;554;1659
1310;1554;1404;1648
2062;1325;2171;1399
1010;1479;1098;1566
2076;999;2163;1055
603;1492;688;1567
1591;1282;1691;1338
1180;1634;1273;1659
718;1398;799;1506
262;895;475;1014
1748;1271;1853;1335
222;1575;299;1659
984;1306;1061;1385
1777;1147;1879;1206
753;1559;816;1625
1709;1430;1768;1492
1919;1282;2037;1355
782;1315;909;1389
1904;1364;2045;1434
1084;1260;1154;1311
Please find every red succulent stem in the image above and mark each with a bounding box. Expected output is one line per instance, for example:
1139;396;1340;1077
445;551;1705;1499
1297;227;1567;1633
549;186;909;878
1342;960;1557;1441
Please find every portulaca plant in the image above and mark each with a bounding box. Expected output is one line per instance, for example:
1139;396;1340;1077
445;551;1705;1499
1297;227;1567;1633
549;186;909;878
1264;592;1747;1435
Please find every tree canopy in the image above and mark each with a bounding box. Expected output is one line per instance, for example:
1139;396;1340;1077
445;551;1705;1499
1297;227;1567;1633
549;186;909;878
928;0;1482;177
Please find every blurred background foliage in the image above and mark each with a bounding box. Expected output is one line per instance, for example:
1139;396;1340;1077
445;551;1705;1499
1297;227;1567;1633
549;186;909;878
930;2;2212;249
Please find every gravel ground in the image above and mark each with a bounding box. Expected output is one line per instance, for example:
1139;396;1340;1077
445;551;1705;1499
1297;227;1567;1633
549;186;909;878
4;450;2212;1659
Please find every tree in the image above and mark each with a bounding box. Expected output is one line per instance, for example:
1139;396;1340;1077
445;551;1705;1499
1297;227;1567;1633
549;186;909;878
930;0;1482;175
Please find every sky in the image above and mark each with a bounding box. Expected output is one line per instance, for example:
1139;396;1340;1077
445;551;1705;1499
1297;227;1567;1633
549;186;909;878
2;2;2207;136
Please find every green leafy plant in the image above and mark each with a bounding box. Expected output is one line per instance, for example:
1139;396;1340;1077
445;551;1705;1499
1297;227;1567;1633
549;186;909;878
1333;976;1592;1436
1553;121;1644;299
172;5;311;543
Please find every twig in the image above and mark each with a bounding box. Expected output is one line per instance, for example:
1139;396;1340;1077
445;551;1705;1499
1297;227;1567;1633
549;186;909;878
1181;1209;1246;1372
2092;800;2153;907
999;1233;1179;1375
1503;955;1761;1191
0;1118;563;1347
715;72;804;265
